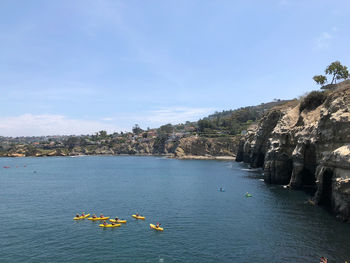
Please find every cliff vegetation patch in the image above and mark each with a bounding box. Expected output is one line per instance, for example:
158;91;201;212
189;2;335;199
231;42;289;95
299;91;326;112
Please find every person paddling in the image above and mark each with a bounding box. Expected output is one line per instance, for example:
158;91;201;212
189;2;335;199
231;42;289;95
100;214;104;218
156;222;161;228
103;220;107;226
115;217;119;222
75;213;80;218
92;214;97;218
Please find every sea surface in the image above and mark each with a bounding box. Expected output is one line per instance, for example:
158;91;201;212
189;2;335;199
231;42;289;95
0;156;349;263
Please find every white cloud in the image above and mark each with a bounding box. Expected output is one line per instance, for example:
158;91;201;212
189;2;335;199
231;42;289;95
96;107;215;128
314;32;332;50
145;107;214;124
0;114;121;137
0;107;215;137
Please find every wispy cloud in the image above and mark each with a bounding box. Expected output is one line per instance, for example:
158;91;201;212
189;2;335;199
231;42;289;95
314;32;333;50
97;107;215;129
145;107;214;124
75;0;186;88
0;114;121;137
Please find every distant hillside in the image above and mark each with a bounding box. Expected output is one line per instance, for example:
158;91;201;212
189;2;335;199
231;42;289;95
195;100;292;137
0;99;292;158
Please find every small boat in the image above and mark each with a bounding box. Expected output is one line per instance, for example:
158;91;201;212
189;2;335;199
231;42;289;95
99;223;121;228
88;217;110;221
74;214;90;220
110;219;127;223
132;214;145;220
150;224;163;231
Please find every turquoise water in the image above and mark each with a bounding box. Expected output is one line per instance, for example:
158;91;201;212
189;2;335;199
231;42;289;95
0;156;349;263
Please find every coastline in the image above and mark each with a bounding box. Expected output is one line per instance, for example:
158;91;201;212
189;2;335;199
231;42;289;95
1;153;236;160
175;155;236;160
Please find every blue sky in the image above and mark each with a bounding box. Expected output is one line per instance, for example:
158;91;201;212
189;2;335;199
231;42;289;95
1;0;349;136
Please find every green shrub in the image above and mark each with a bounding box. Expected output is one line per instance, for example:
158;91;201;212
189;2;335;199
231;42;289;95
299;91;326;112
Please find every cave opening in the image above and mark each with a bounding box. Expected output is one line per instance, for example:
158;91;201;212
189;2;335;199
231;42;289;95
301;144;317;194
319;169;334;210
255;152;265;167
301;168;317;194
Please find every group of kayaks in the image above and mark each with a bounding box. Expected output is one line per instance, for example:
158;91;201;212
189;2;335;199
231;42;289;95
73;213;164;231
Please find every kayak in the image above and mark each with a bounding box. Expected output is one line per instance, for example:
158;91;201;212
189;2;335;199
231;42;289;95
150;224;163;231
99;223;121;228
88;217;110;221
132;215;145;220
74;214;90;220
109;219;127;223
245;194;253;197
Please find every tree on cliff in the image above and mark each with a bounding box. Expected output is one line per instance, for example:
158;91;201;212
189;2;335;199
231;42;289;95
312;75;327;87
132;124;143;135
159;123;174;134
65;136;80;150
99;130;107;138
325;61;349;84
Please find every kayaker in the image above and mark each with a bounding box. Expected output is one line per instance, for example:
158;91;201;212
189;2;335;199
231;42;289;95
156;222;161;228
81;212;85;216
115;217;119;222
136;213;139;217
111;222;116;226
100;214;104;218
75;213;80;218
92;214;97;218
103;220;107;226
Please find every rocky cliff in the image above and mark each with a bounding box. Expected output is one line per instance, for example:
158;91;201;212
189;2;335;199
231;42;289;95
236;80;350;221
3;135;238;159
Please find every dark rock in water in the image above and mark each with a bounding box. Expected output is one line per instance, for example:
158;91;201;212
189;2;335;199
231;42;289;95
236;80;350;220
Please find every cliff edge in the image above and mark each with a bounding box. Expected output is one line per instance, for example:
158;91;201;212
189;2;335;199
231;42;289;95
236;80;350;221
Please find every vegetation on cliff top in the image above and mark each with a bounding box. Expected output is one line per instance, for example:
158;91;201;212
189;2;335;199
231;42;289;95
313;61;349;88
196;100;291;137
299;91;327;112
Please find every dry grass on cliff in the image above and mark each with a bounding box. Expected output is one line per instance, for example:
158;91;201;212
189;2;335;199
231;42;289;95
271;99;299;111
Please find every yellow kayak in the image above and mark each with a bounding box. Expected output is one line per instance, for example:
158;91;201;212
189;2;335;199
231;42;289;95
109;219;127;223
150;224;163;231
99;223;121;228
74;214;90;220
88;217;110;221
132;215;145;220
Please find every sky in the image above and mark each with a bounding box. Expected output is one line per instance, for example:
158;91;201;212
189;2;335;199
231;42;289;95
1;0;349;136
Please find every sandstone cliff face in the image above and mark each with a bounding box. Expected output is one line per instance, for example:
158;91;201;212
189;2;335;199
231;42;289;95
236;80;350;221
173;136;237;158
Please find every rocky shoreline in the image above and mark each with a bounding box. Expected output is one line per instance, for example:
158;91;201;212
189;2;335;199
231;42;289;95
1;152;236;161
175;155;236;160
236;80;350;222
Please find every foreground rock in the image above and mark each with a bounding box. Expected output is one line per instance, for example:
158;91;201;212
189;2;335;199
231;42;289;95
237;80;350;221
